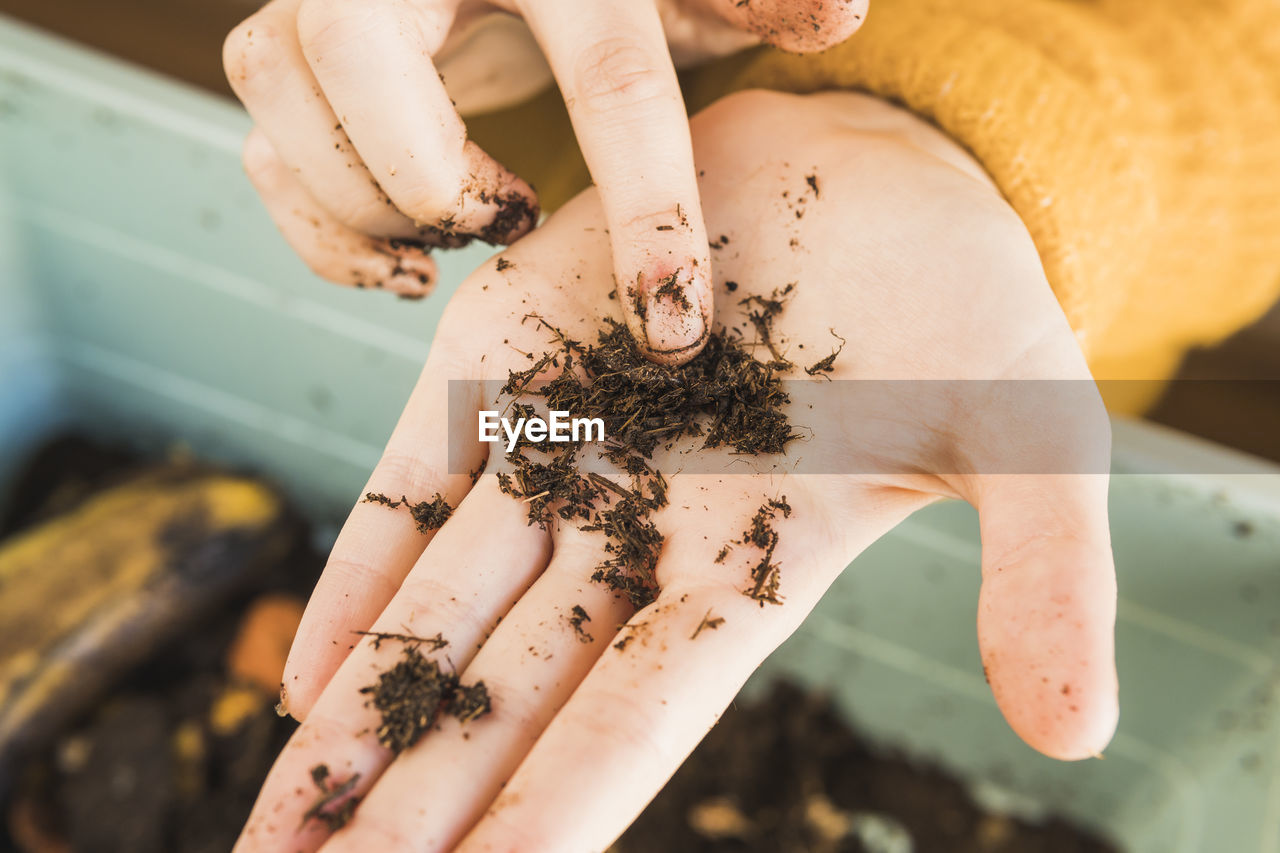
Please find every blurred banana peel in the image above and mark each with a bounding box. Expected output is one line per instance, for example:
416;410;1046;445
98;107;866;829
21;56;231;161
0;469;297;789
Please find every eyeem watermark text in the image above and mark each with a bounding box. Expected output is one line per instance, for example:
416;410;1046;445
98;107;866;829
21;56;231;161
479;410;606;453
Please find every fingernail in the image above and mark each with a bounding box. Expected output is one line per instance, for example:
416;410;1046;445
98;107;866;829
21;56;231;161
640;269;707;356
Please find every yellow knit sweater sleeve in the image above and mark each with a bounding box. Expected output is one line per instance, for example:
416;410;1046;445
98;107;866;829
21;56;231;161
466;0;1280;405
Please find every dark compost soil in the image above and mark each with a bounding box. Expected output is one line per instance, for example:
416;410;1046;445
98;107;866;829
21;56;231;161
619;682;1117;853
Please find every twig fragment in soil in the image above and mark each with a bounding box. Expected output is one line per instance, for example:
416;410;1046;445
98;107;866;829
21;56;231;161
301;764;361;831
741;497;792;606
691;609;726;640
805;329;847;378
354;630;448;652
739;284;795;367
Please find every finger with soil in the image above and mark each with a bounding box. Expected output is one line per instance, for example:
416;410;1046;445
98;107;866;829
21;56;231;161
235;481;549;853
242;129;438;297
296;0;538;241
449;579;808;853
319;532;634;852
280;355;485;720
225;0;425;239
447;486;903;853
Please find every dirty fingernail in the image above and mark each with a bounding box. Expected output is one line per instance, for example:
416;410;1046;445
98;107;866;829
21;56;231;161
640;269;708;356
478;191;540;246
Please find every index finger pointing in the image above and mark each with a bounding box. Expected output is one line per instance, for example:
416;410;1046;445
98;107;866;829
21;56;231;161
520;0;713;364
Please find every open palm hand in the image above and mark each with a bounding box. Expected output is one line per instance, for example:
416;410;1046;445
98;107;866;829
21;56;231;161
237;91;1117;853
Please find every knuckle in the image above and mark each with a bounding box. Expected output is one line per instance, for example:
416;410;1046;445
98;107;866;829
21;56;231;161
394;575;486;637
475;807;544;850
240;130;276;178
297;245;359;286
334;193;401;235
324;555;401;603
470;672;541;730
391;174;468;227
297;0;385;56
561;688;669;757
619;206;686;234
371;450;447;500
293;707;362;753
295;0;347;48
573;37;669;112
223;13;290;90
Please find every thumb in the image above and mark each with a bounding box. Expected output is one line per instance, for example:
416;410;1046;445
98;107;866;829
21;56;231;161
973;474;1119;760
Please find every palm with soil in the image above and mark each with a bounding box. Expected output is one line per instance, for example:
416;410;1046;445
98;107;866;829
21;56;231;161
236;91;1118;853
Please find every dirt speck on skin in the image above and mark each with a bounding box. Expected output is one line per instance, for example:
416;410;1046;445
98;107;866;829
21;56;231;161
300;764;360;831
568;605;593;643
653;270;693;312
690;610;726;640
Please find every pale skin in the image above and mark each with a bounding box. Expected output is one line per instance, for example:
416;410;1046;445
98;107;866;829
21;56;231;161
235;91;1119;853
223;0;867;363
